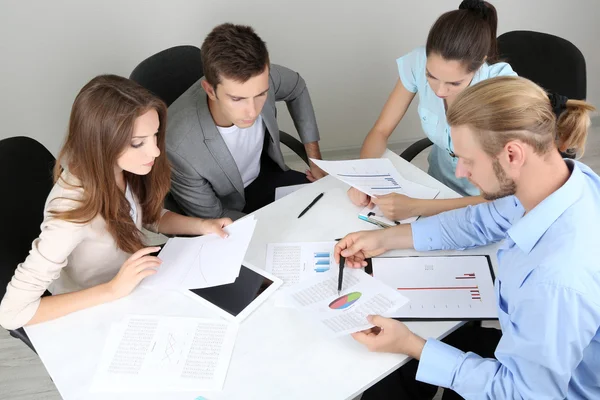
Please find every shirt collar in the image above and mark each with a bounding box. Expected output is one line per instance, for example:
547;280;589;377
470;62;488;86
507;160;583;254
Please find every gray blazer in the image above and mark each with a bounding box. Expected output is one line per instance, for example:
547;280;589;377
166;64;320;220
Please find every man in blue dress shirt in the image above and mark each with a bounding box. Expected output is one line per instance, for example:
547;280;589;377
335;76;599;400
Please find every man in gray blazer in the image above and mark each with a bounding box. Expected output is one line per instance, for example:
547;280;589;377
166;23;325;220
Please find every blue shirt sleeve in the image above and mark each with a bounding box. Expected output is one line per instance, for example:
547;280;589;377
416;281;600;399
411;196;524;251
396;47;426;93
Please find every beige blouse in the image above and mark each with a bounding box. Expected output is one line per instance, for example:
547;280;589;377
0;171;160;330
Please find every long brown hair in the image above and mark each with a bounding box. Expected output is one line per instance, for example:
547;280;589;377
53;74;170;253
447;76;596;157
426;0;499;72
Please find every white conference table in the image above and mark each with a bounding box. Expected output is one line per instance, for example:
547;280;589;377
25;149;499;400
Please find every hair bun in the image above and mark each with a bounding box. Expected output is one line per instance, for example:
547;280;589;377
459;0;488;18
548;92;569;118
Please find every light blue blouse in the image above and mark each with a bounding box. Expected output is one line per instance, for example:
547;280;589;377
397;47;517;196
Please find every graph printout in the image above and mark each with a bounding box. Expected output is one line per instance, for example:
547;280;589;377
371;256;498;320
311;158;439;199
265;241;340;287
282;268;409;337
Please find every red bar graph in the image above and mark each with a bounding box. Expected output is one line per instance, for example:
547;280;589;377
397;272;482;301
397;286;478;290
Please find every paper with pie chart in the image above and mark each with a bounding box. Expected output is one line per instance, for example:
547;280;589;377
89;315;238;392
283;268;409;337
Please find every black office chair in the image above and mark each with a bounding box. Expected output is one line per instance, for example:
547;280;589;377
497;30;586;100
129;46;310;213
399;137;435;163
400;30;586;162
0;136;56;353
130;45;204;108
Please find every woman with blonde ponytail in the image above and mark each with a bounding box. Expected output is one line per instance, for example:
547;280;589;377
335;76;600;400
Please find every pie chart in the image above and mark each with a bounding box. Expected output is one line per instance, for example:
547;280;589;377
329;292;362;310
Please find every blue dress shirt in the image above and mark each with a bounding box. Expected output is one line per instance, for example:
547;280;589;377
411;160;600;399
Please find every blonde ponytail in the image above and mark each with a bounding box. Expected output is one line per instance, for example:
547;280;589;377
557;100;596;157
447;76;596;157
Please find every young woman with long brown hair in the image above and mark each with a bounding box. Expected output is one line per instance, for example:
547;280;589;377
349;0;518;221
0;75;232;330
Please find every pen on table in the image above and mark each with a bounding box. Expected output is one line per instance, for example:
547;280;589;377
298;192;324;218
337;255;345;295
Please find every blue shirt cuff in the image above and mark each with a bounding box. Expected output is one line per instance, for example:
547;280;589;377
411;215;443;251
416;339;465;388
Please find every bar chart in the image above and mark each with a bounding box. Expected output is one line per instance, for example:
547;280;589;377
314;252;331;273
371;256;497;319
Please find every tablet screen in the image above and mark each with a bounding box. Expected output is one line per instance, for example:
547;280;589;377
188;265;274;317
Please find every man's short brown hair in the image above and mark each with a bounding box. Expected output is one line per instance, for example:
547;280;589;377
201;23;270;88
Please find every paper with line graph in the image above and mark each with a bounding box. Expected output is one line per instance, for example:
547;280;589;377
311;158;439;199
371;256;497;320
90;315;238;392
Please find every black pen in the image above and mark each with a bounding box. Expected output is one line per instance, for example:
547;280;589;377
298;192;324;218
337;255;345;295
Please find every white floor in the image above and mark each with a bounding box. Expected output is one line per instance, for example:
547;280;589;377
2;129;599;400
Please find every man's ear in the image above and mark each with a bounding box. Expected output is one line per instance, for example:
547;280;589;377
201;80;217;100
504;140;526;170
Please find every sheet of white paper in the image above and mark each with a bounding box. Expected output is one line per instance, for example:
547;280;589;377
311;158;439;199
283;268;409;337
141;217;256;290
195;216;256;284
275;184;309;200
371;256;497;319
265;241;339;308
25;287;225;400
90;315;238;393
265;241;339;287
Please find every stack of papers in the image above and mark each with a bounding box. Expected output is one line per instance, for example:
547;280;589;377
141;216;257;290
90;315;238;392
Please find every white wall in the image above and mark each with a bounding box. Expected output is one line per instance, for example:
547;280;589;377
1;0;598;156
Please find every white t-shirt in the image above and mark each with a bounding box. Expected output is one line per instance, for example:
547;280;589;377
216;115;265;187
